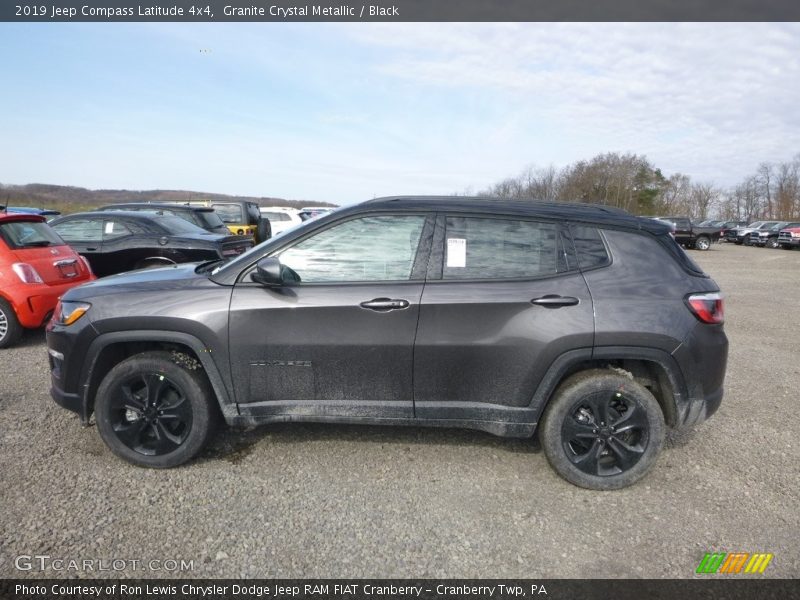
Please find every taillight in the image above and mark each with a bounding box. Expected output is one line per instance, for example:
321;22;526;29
686;292;724;324
11;263;44;284
79;255;94;275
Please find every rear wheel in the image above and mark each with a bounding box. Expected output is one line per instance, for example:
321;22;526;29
0;298;23;349
94;351;217;468
694;235;711;251
540;370;665;490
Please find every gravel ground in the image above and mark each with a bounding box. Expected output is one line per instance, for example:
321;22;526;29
0;242;798;579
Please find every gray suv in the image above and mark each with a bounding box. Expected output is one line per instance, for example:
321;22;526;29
47;197;728;489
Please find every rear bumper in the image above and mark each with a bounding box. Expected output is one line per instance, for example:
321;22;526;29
671;322;729;428
6;279;91;329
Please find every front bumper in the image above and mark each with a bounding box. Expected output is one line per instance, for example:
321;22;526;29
779;238;800;247
46;316;98;424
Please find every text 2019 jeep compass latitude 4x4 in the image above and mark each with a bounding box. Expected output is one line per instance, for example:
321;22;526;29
47;197;728;490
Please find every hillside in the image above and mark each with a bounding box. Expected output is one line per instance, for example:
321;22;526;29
0;183;337;214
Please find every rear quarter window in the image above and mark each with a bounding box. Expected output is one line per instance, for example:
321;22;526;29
570;225;611;270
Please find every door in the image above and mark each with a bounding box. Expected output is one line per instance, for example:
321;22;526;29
228;213;433;419
413;215;594;420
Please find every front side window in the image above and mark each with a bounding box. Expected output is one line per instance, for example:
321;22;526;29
52;218;104;242
278;215;426;283
442;216;558;280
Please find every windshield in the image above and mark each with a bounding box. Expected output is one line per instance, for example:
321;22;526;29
197;211;225;228
0;220;65;249
757;222;779;229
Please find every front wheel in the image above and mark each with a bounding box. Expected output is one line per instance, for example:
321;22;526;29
94;351;217;468
694;235;711;251
539;370;665;490
767;237;780;249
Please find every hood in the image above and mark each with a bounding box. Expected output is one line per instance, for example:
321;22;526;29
61;262;218;301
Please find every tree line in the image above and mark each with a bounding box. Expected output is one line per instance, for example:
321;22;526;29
480;152;800;221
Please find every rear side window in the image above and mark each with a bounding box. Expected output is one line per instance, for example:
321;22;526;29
570;225;611;270
443;216;558;280
213;204;243;224
52;218;103;242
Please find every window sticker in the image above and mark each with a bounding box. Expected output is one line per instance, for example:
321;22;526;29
446;238;466;268
104;222;115;234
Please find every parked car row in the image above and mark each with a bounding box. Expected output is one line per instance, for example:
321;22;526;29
723;220;800;248
0;201;342;348
0;202;260;347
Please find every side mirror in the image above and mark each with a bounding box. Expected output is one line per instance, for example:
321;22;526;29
250;257;284;286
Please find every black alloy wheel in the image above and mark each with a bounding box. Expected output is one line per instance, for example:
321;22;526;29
561;390;649;477
107;371;192;456
540;370;665;490
95;351;217;468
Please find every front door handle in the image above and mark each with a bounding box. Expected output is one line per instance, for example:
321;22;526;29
360;298;410;311
531;295;580;308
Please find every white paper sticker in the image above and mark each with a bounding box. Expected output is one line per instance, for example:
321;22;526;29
446;238;466;268
104;222;114;234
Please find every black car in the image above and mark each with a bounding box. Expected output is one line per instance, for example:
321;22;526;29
47;197;728;490
49;211;252;277
651;216;721;250
99;203;230;235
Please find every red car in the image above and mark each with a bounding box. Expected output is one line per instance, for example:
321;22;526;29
0;212;95;348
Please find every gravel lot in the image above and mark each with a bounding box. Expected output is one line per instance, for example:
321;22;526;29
1;242;798;579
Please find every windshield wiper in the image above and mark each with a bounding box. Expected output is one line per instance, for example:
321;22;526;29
22;240;52;247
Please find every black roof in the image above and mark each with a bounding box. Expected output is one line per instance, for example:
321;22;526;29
356;196;671;234
52;210;191;225
99;203;215;213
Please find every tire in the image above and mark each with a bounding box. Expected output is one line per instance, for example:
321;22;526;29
767;237;780;249
694;235;711;251
94;351;218;468
0;298;24;349
257;218;271;244
539;369;665;490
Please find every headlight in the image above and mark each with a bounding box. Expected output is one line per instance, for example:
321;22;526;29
53;300;91;326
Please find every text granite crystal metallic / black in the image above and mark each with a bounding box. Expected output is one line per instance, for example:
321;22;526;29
46;196;728;490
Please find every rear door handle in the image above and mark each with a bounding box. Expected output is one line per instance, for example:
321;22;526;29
360;298;410;311
531;295;580;308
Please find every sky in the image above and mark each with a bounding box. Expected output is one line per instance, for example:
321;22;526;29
1;22;799;205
